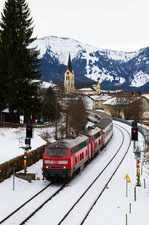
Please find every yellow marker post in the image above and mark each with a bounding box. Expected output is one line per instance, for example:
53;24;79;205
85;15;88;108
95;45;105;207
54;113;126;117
136;158;141;186
137;167;140;176
124;174;131;197
24;151;27;175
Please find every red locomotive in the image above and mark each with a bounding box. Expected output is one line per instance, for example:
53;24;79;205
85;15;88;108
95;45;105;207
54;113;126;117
43;111;113;181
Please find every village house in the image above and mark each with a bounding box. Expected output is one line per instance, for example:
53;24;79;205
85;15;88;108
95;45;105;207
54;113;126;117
101;94;149;124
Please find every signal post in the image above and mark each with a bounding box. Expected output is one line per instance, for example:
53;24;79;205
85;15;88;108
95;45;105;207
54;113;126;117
131;121;141;186
21;122;32;175
17;122;36;182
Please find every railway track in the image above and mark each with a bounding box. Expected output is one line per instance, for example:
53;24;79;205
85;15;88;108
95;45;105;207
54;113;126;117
1;122;131;225
20;122;131;225
0;182;65;225
80;123;131;225
57;123;131;225
0;182;51;224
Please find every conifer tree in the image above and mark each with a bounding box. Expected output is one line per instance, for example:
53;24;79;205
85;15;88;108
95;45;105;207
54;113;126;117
0;0;41;122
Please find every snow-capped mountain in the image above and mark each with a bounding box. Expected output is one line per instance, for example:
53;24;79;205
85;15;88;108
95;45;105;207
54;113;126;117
31;36;149;91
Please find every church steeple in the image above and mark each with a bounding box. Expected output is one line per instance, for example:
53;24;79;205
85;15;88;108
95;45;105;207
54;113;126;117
67;53;72;72
64;54;74;94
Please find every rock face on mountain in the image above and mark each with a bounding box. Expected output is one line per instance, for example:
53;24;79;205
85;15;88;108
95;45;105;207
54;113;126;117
31;36;149;91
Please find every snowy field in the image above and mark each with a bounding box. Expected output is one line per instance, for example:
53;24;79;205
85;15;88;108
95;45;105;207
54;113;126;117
85;122;149;225
0;121;149;225
0;126;56;164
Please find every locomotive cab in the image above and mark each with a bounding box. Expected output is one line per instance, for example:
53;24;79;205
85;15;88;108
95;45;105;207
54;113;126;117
43;143;73;181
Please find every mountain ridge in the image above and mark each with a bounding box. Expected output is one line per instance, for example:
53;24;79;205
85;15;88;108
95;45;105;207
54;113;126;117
30;36;149;91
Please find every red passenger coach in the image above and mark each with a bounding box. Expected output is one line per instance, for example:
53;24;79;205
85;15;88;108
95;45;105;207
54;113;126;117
42;110;113;181
80;126;104;157
88;126;104;156
43;134;91;181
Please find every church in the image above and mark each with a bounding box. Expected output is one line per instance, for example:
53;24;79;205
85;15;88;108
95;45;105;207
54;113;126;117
64;54;75;94
64;54;101;95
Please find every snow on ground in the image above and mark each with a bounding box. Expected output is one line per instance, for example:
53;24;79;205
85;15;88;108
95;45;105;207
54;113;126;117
0;126;56;164
0;121;148;225
85;122;149;225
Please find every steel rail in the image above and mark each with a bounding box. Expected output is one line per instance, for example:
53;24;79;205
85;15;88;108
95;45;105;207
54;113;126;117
57;123;130;225
20;184;65;225
80;123;131;225
10;125;122;225
0;182;53;224
1;123;129;225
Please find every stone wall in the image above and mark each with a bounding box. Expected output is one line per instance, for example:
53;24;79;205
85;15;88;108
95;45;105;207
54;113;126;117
0;145;45;183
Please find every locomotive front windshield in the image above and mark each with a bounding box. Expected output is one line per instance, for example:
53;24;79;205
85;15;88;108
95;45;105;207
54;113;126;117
46;149;57;156
57;149;67;156
46;148;67;156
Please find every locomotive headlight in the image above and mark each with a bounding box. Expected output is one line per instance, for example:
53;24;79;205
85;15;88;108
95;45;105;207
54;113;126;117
44;160;53;164
58;161;68;164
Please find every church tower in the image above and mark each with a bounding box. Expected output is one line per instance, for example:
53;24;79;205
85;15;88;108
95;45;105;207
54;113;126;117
96;81;101;94
64;54;74;94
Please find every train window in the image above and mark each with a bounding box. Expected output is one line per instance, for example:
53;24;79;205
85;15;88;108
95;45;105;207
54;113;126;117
86;139;90;144
57;149;67;156
80;153;84;160
75;157;77;164
80;154;82;160
71;139;89;154
92;132;101;140
46;149;57;156
46;149;67;156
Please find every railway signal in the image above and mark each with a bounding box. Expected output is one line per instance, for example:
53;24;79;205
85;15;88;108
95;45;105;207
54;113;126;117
17;123;33;177
131;127;138;141
131;121;141;186
26;123;33;138
132;121;137;128
25;138;30;145
137;158;140;165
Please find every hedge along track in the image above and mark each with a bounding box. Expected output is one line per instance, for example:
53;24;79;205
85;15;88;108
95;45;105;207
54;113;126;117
0;182;65;225
57;123;131;225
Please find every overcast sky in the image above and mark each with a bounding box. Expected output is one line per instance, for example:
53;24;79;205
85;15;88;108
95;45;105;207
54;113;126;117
0;0;149;52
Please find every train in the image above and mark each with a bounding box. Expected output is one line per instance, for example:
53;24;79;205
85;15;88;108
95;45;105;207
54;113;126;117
42;110;113;181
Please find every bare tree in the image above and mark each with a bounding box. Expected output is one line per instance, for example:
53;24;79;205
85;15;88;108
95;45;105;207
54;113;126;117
55;76;64;94
126;98;142;121
66;97;87;134
108;92;142;121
